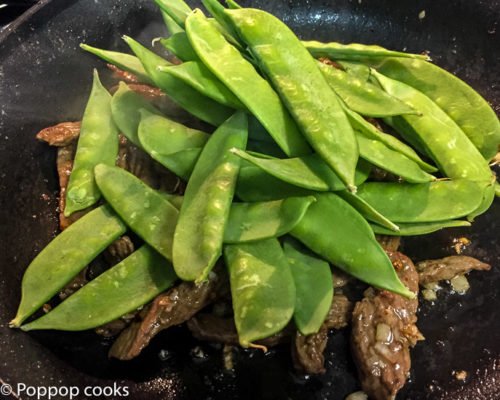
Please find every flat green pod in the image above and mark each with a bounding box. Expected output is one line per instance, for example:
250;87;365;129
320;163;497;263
95;164;179;260
154;0;192;27
224;196;316;243
371;220;471;236
283;239;333;335
224;238;296;347
21;246;177;331
10;205;126;327
161;10;184;35
160;32;200;62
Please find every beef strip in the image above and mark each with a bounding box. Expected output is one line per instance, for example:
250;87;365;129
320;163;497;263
325;294;353;329
416;255;491;285
109;270;225;360
351;252;423;400
376;235;401;252
107;64;141;84
36;121;81;147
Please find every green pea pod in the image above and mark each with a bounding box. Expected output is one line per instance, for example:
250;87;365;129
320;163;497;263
65;70;119;216
290;193;414;298
124;35;234;126
372;58;500;160
357;180;486;223
226;8;358;190
185;10;310;157
226;0;241;8
356;134;435;183
232;149;370;192
467;180;496;221
342;104;437;173
283;238;333;335
371;220;471;236
161;10;184;35
173;112;248;282
158;62;245;109
303;40;429;61
317;61;416;117
111;82;161;146
160;33;200;62
95;164;179;260
154;0;192;27
10;205;126;327
337;60;371;81
21;246;177;331
337;191;399;232
224;238;296;347
372;70;492;182
495;182;500;198
80;44;152;84
161;193;184;209
224;196;316;244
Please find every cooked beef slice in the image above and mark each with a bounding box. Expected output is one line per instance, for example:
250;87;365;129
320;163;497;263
416;255;491;285
376;235;401;252
325;294;353;330
107;64;141;84
292;327;329;374
351;252;423;400
36;121;81;147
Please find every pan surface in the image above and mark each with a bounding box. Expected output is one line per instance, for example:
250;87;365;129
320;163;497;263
0;1;498;399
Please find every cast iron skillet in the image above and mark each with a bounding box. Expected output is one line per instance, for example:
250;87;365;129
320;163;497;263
0;1;499;399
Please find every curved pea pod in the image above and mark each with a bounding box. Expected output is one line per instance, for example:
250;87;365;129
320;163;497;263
161;193;184;209
372;58;500;160
124;35;234;126
357;180;486;223
495;182;500;198
224;238;296;347
283;239;333;335
173;112;248;282
224;196;316;244
111;82;161;146
185;10;310;157
95;164;179;260
337;60;371;81
231;149;370;192
371;220;471;236
161;10;184;35
290;193;413;298
21;246;177;331
65;70;119;216
80;44;152;84
10;205;126;327
160;33;200;62
372;70;492;182
342;104;437;173
154;0;192;27
317;62;416;117
467;179;496;221
356;134;435;183
226;9;358;190
303;40;429;61
158;62;245;109
226;0;241;8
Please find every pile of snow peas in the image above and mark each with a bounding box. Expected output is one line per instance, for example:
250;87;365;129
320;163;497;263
11;0;499;350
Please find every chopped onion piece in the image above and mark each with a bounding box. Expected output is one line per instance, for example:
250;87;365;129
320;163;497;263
450;275;470;294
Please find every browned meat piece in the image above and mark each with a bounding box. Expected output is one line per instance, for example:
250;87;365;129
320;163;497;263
36;121;81;147
292;327;328;374
417;255;491;285
376;235;401;252
187;314;292;347
332;268;352;288
109;271;225;360
103;235;135;266
95;311;138;338
324;294;353;329
107;63;141;84
59;269;88;300
351;252;423;400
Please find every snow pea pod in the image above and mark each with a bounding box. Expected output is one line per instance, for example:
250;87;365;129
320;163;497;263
226;8;358;190
10;205;126;327
226;0;242;8
342;104;437;173
231;149;371;192
160;33;200;62
317;61;415;117
185;11;310;157
372;58;500;160
467;180;496;221
372;70;492;182
95;164;179;260
224;238;296;347
158;62;245;109
283;238;333;335
303;40;429;61
224;196;316;244
356;134;435;183
337;60;371;81
357;180;485;223
21;245;177;331
154;0;191;27
495;182;500;198
371;220;471;236
291;193;413;298
124;36;234;126
173;112;248;282
111;82;160;146
161;10;184;35
65;70;119;216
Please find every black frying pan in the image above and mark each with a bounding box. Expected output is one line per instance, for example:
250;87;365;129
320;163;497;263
0;1;499;399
